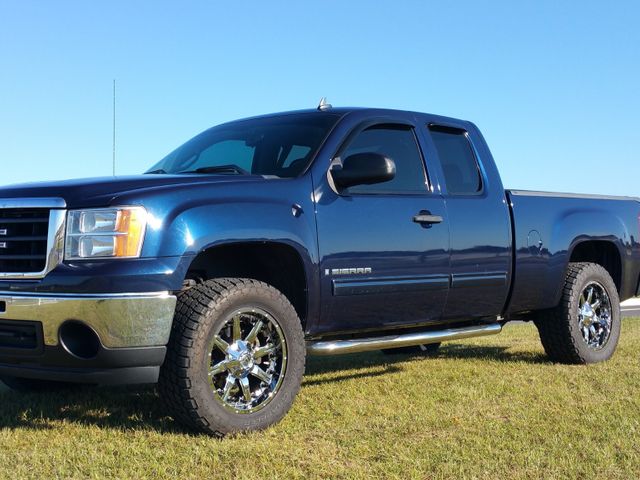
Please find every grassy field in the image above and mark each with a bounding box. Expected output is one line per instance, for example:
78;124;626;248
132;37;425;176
0;320;639;479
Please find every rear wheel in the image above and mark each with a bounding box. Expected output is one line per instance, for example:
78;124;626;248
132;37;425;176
534;262;620;364
381;343;441;355
159;278;305;436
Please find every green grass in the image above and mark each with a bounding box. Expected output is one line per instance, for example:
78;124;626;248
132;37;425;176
1;320;639;479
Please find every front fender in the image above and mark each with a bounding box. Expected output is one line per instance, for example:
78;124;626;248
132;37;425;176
159;200;316;261
131;177;319;292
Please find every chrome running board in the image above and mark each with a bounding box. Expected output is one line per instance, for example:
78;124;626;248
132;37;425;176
306;323;502;356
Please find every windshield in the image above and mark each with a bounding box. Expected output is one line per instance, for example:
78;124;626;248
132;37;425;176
146;113;339;178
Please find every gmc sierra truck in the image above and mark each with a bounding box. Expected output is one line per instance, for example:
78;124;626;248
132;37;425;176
0;106;638;436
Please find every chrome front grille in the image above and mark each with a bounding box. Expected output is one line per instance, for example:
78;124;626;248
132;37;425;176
0;208;50;273
0;198;66;280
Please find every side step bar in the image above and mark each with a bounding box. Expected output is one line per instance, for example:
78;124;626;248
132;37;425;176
306;323;502;356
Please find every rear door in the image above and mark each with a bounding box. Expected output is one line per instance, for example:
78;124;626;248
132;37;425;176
422;122;512;320
313;115;450;335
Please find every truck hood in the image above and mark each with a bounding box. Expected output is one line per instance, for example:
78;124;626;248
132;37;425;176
0;174;264;208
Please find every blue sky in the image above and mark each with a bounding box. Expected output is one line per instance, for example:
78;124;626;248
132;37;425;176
1;1;638;195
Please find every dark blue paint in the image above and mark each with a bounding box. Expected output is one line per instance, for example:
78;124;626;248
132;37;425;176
0;108;639;338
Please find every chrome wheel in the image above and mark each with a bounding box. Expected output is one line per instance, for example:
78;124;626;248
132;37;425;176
208;308;287;414
577;281;612;350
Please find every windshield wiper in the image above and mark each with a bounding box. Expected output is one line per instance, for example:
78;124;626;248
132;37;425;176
180;165;251;175
145;168;168;174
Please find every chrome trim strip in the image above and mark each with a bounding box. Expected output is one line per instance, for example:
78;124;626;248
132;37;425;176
0;291;177;348
0;198;67;280
306;323;502;356
332;274;449;296
0;198;67;209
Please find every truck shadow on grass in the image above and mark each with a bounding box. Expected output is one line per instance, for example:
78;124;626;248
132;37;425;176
0;385;185;434
0;344;547;433
304;343;547;385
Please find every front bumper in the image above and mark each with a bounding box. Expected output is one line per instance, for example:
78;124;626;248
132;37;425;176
0;291;177;384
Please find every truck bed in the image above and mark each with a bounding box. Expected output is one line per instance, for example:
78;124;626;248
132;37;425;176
505;189;640;316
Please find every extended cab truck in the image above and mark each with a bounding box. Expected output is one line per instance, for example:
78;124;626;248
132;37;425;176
0;107;639;436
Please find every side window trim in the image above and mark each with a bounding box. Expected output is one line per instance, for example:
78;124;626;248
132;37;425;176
332;121;432;196
427;124;485;197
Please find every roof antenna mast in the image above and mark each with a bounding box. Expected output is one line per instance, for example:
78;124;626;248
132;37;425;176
112;79;116;176
317;97;332;111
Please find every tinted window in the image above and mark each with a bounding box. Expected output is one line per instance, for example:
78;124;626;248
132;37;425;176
190;140;254;172
429;126;482;195
146;113;339;178
278;144;312;168
342;125;427;194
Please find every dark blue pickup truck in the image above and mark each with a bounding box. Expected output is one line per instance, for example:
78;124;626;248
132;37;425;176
0;106;639;436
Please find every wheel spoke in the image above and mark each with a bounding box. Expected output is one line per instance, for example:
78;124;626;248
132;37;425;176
576;281;613;351
593;314;603;327
209;306;287;414
239;376;252;402
253;343;276;359
589;325;597;344
232;315;242;343
221;375;236;401
213;335;230;353
250;365;271;384
245;320;264;344
209;360;227;376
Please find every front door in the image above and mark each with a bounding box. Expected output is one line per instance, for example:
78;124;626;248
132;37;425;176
313;121;450;335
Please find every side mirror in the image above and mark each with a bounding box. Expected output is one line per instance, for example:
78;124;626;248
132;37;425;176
330;152;396;190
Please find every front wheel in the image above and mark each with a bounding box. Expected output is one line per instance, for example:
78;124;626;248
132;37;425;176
534;262;621;364
159;278;305;436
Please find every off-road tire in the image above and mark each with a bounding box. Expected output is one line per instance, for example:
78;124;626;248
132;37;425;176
381;343;441;355
158;278;305;436
534;262;621;364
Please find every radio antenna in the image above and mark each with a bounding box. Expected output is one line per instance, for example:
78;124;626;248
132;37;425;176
112;79;116;176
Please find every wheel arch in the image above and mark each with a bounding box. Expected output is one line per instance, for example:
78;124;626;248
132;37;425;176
183;240;313;330
568;240;622;293
545;208;630;307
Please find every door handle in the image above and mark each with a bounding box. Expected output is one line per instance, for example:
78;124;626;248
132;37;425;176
413;212;444;225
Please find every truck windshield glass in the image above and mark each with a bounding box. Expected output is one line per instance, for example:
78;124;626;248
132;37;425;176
146;113;339;178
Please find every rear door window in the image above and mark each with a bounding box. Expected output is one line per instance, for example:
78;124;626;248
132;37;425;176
428;126;482;195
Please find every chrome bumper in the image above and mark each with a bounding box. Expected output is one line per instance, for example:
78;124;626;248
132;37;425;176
0;291;177;348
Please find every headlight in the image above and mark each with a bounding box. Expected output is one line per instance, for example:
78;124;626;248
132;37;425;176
65;207;147;260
